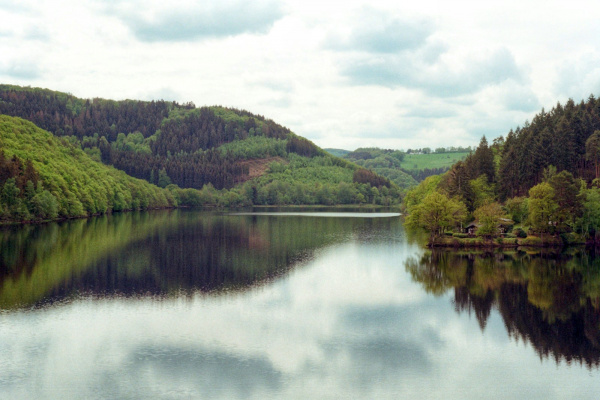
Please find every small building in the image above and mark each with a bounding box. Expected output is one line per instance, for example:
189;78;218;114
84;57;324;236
465;222;480;236
465;218;514;236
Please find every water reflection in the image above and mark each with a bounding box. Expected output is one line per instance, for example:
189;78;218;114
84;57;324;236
0;210;402;309
405;249;600;368
2;213;600;399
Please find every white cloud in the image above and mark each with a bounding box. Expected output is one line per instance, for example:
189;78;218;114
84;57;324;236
0;0;599;150
554;52;600;102
104;0;286;42
325;6;433;54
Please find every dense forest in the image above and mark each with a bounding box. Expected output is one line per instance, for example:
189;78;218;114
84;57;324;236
0;115;176;222
403;95;600;245
0;85;401;223
0;85;314;190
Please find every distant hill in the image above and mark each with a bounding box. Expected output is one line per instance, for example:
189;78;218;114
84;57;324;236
335;147;471;191
400;152;470;171
324;148;351;158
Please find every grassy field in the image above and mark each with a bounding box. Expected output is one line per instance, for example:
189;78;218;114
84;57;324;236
400;152;470;171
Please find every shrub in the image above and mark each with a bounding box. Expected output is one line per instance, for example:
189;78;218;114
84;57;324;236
519;236;543;246
513;228;527;238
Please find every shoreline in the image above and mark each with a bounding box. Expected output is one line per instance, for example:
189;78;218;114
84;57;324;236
0;203;401;226
428;235;587;248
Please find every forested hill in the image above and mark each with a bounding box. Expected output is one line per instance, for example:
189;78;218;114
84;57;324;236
498;95;600;199
0;115;175;222
403;94;600;244
0;84;328;190
0;85;401;215
343;147;417;189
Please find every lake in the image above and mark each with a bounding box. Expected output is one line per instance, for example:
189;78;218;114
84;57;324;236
1;209;600;399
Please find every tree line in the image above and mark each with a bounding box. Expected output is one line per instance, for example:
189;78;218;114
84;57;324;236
404;97;600;244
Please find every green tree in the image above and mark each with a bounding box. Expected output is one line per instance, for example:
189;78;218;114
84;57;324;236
469;175;495;211
473;136;496;183
158;168;172;188
528;182;558;236
406;191;467;239
504;196;528;223
586;130;600;180
548;170;580;229
577;187;600;241
473;202;505;238
337;182;356;204
1;178;20;208
31;190;59;219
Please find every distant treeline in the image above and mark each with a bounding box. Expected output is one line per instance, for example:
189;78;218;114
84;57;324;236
405;146;472;154
403;167;449;182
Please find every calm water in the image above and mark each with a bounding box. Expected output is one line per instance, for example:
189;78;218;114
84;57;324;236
1;209;600;399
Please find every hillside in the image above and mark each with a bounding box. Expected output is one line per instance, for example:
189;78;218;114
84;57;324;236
497;96;600;199
0;85;402;214
403;94;600;244
0;115;175;222
0;84;321;190
335;147;470;191
400;152;470;172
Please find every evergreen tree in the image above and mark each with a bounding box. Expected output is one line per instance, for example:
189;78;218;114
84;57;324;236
473;136;495;183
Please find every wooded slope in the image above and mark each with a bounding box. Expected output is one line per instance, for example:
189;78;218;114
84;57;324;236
0;115;174;222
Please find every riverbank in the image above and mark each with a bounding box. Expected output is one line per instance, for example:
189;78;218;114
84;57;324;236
0;203;401;226
429;233;587;248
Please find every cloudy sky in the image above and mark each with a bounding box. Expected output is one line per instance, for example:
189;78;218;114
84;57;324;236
1;0;599;150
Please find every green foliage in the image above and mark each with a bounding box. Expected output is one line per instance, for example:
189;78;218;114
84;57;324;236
0;115;175;222
353;168;391;188
473;202;505;238
0;85;400;209
217;136;286;159
370;167;417;189
504;196;528;223
344;147;454;190
402;175;443;213
547;169;580;229
528;182;558;235
113;131;152;154
518;236;544;246
405;191;467;238
469;174;496;210
513;227;528;238
576;187;600;240
324;148;350;157
586;130;600;179
30;190;59;219
472;136;496;183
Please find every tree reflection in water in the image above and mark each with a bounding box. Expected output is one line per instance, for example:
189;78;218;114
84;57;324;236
0;210;396;310
405;248;600;369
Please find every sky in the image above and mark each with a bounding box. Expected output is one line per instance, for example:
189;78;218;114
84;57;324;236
1;0;600;151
